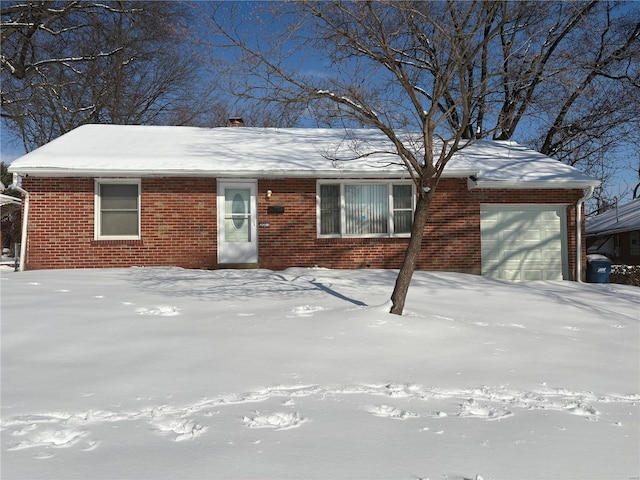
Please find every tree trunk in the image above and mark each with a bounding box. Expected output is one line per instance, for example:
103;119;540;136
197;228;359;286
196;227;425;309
390;193;431;315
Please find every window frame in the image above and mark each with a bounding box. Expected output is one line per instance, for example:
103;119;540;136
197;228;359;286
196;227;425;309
630;231;639;256
94;178;141;240
316;180;415;238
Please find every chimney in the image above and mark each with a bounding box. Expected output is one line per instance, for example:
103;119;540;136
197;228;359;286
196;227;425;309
229;117;244;127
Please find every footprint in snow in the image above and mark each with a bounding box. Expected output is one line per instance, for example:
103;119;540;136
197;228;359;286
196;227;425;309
33;452;54;459
365;404;418;419
287;305;325;317
456;399;513;421
243;411;306;430
565;403;599;419
135;305;181;316
152;417;207;442
82;440;100;451
8;428;87;451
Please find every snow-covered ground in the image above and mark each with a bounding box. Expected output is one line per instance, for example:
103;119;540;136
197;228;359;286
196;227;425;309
1;266;638;480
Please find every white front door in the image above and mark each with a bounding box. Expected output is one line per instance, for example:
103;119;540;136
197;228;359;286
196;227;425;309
217;181;258;264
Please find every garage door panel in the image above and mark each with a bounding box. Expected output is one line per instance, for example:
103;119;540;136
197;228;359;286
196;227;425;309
542;231;561;241
524;270;543;281
544;249;562;261
481;205;568;282
522;249;542;261
502;269;522;281
545;269;563;281
523;229;542;241
481;230;501;242
502;249;524;261
542;210;560;221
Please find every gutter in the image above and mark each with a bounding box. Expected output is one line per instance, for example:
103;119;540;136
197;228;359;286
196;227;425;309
8;167;479;180
9;174;29;272
576;185;595;282
468;178;600;190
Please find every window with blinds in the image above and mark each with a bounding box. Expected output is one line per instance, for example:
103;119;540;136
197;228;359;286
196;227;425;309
317;181;414;238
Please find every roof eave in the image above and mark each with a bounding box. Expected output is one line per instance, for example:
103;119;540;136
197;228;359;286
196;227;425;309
9;167;478;180
586;226;640;236
468;178;601;190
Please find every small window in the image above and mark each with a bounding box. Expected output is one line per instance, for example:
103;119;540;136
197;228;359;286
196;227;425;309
630;231;639;256
317;181;414;238
95;179;140;240
392;184;413;234
319;184;340;235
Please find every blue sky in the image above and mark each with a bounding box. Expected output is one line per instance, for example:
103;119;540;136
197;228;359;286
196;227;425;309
1;125;22;163
1;1;637;203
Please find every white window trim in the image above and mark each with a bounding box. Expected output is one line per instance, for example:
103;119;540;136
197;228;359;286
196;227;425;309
630;231;639;256
94;178;141;240
316;180;415;238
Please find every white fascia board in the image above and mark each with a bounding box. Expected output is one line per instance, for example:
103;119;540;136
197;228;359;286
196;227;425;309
11;168;410;178
11;167;478;180
586;226;639;236
468;178;601;190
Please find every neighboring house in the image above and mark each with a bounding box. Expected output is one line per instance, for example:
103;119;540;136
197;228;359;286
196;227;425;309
8;124;600;281
586;198;640;265
1;187;22;255
0;192;21;220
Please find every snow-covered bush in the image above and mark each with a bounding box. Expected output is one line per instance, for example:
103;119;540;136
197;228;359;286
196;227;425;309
610;265;640;286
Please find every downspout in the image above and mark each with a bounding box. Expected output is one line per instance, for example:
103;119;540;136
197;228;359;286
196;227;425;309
9;173;29;272
576;185;595;282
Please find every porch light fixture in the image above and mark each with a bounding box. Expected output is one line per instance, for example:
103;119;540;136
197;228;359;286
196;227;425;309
266;189;272;199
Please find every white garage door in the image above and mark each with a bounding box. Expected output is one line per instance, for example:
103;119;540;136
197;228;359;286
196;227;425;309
481;205;568;281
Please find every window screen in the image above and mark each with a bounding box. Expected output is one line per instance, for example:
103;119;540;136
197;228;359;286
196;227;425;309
98;183;139;237
320;184;340;235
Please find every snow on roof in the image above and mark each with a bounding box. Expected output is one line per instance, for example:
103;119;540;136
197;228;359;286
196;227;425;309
586;198;640;236
456;140;598;189
8;124;598;188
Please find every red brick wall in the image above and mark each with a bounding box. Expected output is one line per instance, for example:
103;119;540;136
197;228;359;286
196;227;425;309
22;177;216;270
256;178;584;278
468;186;583;280
21;176;584;276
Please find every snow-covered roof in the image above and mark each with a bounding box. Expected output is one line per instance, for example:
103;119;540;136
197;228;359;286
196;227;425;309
8;124;599;189
586;198;640;236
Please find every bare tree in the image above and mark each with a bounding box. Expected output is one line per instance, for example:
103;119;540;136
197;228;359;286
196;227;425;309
1;1;217;150
489;1;640;205
204;0;640;314
207;1;511;314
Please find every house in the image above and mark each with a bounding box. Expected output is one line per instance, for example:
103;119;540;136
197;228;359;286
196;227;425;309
1;184;22;259
586;198;640;265
0;192;21;220
8;124;600;281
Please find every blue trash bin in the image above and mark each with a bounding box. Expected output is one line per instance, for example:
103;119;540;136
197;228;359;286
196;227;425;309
586;254;612;283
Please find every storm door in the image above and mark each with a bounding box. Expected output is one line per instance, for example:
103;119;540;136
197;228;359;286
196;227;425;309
217;181;258;264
